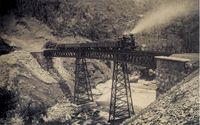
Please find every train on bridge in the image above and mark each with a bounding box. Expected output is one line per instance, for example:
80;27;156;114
45;34;139;51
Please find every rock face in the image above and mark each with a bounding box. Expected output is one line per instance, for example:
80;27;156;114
0;52;67;124
123;70;199;125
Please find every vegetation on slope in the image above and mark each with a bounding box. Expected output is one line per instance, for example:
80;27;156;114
3;0;196;52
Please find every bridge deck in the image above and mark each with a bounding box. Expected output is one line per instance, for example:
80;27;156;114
43;49;171;69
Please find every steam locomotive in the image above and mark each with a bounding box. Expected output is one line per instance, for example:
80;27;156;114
45;34;138;51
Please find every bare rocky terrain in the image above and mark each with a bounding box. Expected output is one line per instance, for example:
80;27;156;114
123;70;199;125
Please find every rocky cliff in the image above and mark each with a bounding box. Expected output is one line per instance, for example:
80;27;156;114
123;70;199;125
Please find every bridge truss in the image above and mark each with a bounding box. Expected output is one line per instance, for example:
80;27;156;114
74;57;93;105
43;46;170;122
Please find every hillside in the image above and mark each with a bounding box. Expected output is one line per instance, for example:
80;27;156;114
123;70;199;125
0;0;198;52
0;16;111;124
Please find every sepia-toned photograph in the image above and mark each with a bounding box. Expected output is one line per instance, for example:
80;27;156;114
0;0;199;124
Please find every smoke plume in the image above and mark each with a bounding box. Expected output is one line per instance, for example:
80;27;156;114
131;0;198;34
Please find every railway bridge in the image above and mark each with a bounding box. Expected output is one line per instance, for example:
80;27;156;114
43;39;171;122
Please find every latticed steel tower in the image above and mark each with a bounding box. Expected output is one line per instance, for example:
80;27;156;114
109;55;134;122
74;57;93;105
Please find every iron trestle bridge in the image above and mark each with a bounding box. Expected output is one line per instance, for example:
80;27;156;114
43;42;171;122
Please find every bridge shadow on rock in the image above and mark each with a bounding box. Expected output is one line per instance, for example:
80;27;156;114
0;87;18;119
0;37;15;56
58;80;72;100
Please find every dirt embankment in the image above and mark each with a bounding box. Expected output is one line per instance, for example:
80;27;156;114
123;70;199;125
